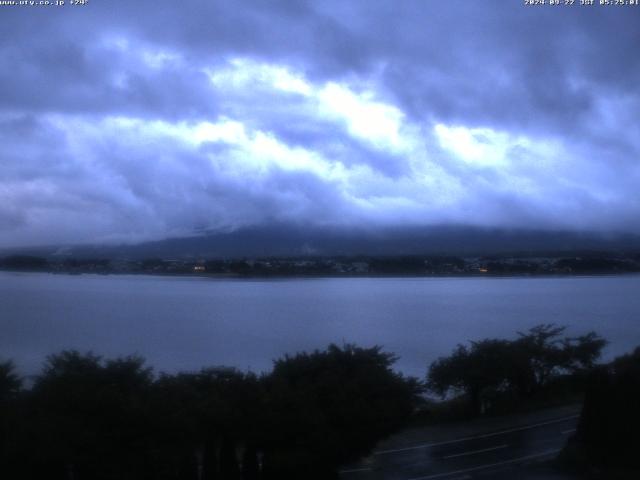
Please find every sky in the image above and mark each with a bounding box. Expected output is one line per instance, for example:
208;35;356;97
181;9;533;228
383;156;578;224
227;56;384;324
0;0;639;248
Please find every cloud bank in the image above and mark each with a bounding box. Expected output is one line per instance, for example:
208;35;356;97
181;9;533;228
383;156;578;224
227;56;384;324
1;1;639;247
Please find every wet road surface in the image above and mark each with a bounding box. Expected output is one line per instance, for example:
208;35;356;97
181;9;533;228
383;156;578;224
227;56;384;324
340;409;579;480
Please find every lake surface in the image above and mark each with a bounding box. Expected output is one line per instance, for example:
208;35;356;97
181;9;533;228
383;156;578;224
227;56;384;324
1;271;639;378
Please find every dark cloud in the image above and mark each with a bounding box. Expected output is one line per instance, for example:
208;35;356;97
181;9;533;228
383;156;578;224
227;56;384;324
0;0;639;247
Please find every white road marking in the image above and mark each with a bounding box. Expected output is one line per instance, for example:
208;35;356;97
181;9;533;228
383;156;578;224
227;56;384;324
406;449;561;480
339;467;372;474
374;415;579;455
442;444;508;459
561;429;576;435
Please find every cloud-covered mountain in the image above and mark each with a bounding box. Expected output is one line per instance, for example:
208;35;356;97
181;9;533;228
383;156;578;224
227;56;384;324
9;225;638;260
1;2;639;248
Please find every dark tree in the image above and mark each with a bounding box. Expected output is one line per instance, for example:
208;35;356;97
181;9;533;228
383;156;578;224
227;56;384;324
427;325;606;415
561;331;608;373
150;367;263;480
0;361;21;403
261;344;423;479
515;324;606;394
0;360;22;474
428;340;516;415
26;351;154;480
562;347;640;476
514;324;569;392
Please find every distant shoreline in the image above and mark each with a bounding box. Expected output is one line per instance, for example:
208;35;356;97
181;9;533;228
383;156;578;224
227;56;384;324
3;252;640;279
3;268;640;280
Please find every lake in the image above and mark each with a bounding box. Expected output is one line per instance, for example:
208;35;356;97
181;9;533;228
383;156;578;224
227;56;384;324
1;271;639;378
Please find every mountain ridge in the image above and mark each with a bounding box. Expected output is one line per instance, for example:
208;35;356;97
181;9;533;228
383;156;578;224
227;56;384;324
3;225;640;260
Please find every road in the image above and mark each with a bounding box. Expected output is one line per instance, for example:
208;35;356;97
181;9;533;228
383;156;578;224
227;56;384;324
340;406;581;480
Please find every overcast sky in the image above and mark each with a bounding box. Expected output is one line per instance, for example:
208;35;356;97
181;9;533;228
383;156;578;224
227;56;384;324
0;0;639;247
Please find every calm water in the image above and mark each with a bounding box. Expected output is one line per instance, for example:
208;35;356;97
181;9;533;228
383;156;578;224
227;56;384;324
1;271;639;378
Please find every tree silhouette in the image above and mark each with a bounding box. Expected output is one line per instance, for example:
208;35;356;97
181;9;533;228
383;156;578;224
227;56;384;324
26;351;154;479
0;360;22;475
150;367;262;480
428;340;515;415
0;360;21;403
427;325;606;415
563;346;640;474
261;344;422;479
